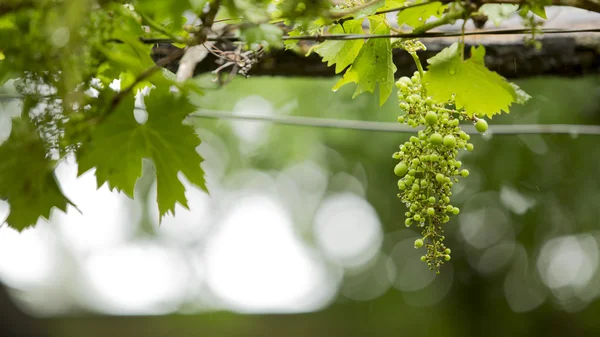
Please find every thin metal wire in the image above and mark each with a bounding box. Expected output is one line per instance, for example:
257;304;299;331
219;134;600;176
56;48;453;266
139;27;600;44
189;109;600;136
280;27;600;41
3;96;600;136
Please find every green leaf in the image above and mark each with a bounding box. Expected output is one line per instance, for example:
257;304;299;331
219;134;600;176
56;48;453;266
478;4;519;26
382;0;406;10
77;87;206;219
529;5;547;19
422;43;528;118
353;0;385;19
0;118;73;231
133;0;191;28
397;1;447;28
314;19;365;74
510;83;532;104
241;23;284;49
333;16;396;106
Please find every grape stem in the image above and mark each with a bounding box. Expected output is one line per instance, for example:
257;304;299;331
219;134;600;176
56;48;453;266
409;52;424;79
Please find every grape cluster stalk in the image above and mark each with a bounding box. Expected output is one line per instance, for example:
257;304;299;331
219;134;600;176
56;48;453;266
393;71;488;272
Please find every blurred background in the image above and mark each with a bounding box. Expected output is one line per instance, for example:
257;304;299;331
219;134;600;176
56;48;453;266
1;73;600;337
1;4;600;335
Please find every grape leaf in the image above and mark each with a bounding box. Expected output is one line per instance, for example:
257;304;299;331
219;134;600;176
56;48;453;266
382;0;406;10
397;1;447;28
478;4;519;26
241;23;284;49
333;16;397;106
77;87;206;219
353;0;385;18
314;19;365;74
422;43;530;118
133;0;191;28
0;118;73;231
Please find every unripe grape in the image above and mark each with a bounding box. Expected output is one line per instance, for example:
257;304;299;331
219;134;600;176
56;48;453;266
412;184;420;192
414;239;424;248
443;135;457;147
446;205;454;212
405;218;413;227
466;143;474;151
398;181;406;190
475;118;488;133
411;158;420;167
459;131;470;140
436;173;445;183
420;256;427;262
450;119;459;127
410;136;419;143
425;111;438;125
398;116;405;123
413;214;421;221
444;248;451;254
394;162;408;177
427;207;435;215
399;77;412;86
405;212;412;217
392;152;401;159
408;169;416;176
428;196;436;204
452;207;460;215
461;169;469;177
444;255;451;261
430;132;443;145
400;102;410;111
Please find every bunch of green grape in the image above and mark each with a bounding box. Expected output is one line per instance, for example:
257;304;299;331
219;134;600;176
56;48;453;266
393;71;488;272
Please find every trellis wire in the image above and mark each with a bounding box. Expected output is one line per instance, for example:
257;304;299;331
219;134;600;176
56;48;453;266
189;109;600;136
140;27;600;44
0;95;598;135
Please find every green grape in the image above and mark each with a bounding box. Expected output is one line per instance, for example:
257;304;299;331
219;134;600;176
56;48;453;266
429;132;443;145
393;69;474;272
443;135;457;147
436;173;445;183
394;162;408;177
425;111;438;125
475;118;488;133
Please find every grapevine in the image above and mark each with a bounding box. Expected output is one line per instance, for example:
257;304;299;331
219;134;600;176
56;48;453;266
392;40;486;272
